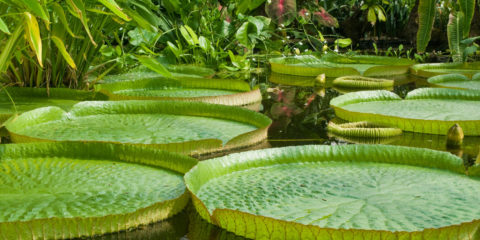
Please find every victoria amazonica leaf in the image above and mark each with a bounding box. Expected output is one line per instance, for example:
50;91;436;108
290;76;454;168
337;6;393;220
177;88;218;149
4;101;271;155
95;74;261;106
185;145;480;240
428;74;480;90
331;88;480;135
0;88;105;124
410;62;480;78
269;54;414;77
0;142;198;239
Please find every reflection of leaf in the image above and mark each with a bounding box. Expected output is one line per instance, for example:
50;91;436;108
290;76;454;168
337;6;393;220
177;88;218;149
265;0;297;26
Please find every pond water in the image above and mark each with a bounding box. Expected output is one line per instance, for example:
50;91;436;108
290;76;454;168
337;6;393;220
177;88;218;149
1;72;479;240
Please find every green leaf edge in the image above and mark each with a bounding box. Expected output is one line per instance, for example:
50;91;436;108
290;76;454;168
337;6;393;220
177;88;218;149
427;74;480;90
0;142;197;239
4;101;272;155
95;77;262;106
0;88;107;124
410;62;480;78
330;88;480;136
185;144;480;240
270;55;414;77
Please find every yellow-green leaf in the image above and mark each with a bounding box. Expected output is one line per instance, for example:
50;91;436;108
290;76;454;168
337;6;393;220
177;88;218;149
24;12;43;68
51;36;77;69
0;26;23;72
97;0;131;21
22;0;49;21
52;3;78;38
416;0;436;53
67;0;97;46
0;17;10;34
137;56;172;78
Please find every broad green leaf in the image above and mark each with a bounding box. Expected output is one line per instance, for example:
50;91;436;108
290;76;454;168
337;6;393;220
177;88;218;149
265;0;297;26
0;142;196;239
334;38;352;48
98;0;131;21
95;73;261;106
331;88;480;135
269;54;414;77
198;36;211;53
185;145;480;239
327;121;402;138
458;0;475;38
0;17;10;34
22;0;49;21
24;12;43;67
237;0;266;14
367;7;376;24
410;62;480;78
137;56;172;78
4;101;271;155
179;25;199;46
235;21;257;47
428;73;480;90
51;36;77;69
447;12;465;62
416;0;436;53
0;26;22;72
0;87;104;124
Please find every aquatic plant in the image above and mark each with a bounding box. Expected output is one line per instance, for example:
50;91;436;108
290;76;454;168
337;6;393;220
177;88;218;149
327;121;402;138
269;54;414;77
95;75;262;107
331;88;480;135
332;76;394;89
0;142;197;239
185;144;480;240
446;123;465;148
4;101;271;155
410;62;480;78
0;87;105;124
427;74;480;90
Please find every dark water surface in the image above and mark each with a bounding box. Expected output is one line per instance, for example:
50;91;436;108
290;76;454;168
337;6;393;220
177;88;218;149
1;72;479;240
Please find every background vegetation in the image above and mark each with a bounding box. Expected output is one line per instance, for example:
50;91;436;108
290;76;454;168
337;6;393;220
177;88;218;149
0;0;478;89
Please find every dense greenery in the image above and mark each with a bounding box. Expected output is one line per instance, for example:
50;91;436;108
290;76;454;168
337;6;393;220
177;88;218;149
0;0;478;89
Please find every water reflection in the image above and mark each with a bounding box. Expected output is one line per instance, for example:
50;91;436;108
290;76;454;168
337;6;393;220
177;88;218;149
1;71;479;240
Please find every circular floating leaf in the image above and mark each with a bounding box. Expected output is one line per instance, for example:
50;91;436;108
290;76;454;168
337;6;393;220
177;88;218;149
0;88;105;124
95;75;262;107
4;101;271;155
327;121;402;138
269;54;414;77
410;62;480;78
185;145;480;239
428;74;480;90
331;88;480;136
0;142;198;239
332;76;393;89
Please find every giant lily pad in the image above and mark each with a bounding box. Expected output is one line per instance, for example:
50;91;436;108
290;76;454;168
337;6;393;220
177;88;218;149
410;62;480;78
4;101;271;155
331;88;480;136
185;145;480;239
0;87;104;124
0;142;197;239
428;74;480;90
269;54;414;77
95;76;261;107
